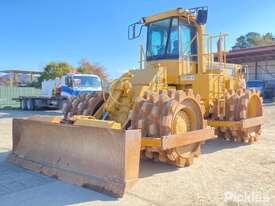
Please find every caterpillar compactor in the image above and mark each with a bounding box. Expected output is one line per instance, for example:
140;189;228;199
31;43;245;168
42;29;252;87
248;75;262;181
9;7;264;197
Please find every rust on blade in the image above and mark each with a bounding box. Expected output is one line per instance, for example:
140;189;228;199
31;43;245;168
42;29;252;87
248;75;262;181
141;128;215;150
9;118;141;197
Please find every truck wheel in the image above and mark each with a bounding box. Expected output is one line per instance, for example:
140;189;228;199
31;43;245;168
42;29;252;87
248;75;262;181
26;99;35;111
59;99;67;110
21;99;28;110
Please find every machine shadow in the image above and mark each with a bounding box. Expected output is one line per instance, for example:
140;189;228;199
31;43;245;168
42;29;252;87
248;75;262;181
1;139;249;204
139;137;249;178
139;159;178;178
0;151;116;205
202;137;249;154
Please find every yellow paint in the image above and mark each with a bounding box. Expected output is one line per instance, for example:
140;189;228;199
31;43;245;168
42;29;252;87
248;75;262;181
143;8;196;24
173;110;191;134
207;120;240;128
197;25;206;74
74;118;122;129
141;137;161;147
72;115;95;120
74;8;250;131
247;94;262;118
51;116;62;124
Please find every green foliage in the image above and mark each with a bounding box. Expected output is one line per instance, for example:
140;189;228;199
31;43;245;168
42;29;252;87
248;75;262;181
233;32;275;49
77;59;107;80
40;62;72;81
37;60;108;87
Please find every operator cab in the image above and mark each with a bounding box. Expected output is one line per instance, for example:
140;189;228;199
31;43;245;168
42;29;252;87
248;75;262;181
146;17;197;61
128;7;208;62
128;7;208;83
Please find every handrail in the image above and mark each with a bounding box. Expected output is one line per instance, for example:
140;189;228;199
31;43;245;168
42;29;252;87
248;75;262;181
137;32;231;73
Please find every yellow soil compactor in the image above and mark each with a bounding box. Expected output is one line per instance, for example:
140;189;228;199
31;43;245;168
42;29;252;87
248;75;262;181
9;7;264;197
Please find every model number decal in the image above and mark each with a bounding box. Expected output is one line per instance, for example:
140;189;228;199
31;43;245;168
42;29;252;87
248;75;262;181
181;74;195;81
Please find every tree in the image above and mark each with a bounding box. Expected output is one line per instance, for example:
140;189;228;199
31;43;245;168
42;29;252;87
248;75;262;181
232;32;275;49
40;62;72;81
77;59;107;80
262;32;275;45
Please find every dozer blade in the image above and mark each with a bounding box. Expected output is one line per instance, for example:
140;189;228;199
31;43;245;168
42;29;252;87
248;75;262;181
8;117;141;197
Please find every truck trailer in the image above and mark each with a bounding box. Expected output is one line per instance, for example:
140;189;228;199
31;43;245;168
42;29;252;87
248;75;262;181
14;73;102;110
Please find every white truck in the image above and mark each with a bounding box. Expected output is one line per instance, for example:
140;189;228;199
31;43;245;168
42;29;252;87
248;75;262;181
15;73;102;110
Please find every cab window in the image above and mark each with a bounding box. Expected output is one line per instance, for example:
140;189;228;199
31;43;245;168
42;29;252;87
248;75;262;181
166;18;179;57
146;18;170;59
180;22;197;60
146;17;197;61
65;76;73;87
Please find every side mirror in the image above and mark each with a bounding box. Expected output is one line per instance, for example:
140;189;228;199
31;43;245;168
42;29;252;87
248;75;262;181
128;21;143;40
196;9;208;25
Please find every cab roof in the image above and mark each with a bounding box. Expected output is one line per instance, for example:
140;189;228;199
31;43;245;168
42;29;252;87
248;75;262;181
67;73;100;78
141;8;197;24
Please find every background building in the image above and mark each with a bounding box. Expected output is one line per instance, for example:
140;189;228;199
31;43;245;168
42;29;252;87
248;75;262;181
226;45;275;99
227;45;275;81
0;69;41;87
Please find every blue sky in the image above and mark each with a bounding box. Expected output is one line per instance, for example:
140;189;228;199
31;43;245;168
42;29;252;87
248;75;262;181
0;0;275;78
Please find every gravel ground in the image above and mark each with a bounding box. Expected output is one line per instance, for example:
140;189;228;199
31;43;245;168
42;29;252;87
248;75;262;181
0;107;274;206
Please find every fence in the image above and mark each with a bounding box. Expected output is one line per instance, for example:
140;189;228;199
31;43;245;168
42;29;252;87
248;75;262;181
0;87;41;108
245;62;275;81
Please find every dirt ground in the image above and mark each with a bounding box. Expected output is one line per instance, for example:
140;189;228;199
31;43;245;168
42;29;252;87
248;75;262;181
0;107;274;206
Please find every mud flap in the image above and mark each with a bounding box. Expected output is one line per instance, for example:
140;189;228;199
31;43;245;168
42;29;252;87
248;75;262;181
8;118;141;197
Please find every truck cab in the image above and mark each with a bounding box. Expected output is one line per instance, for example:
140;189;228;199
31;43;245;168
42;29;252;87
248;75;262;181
61;74;102;97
